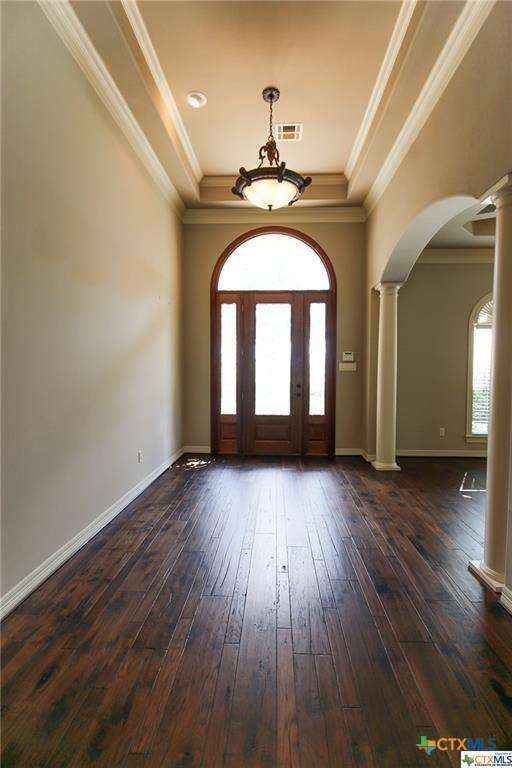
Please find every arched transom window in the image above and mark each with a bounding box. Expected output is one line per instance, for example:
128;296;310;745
467;294;493;437
218;233;330;291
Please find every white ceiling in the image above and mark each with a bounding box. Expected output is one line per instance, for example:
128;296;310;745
68;0;493;244
138;1;401;176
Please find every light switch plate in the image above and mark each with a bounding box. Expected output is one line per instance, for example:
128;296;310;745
339;362;357;372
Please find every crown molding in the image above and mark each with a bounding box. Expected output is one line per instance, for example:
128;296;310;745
182;206;366;225
345;0;418;179
120;0;202;185
364;0;496;215
463;218;495;237
200;173;347;188
418;247;494;264
38;0;184;216
305;174;348;187
480;171;512;201
199;173;348;205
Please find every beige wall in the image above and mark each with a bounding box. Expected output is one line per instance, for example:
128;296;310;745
397;261;493;452
182;222;365;451
366;3;512;286
363;3;511;455
1;3;183;597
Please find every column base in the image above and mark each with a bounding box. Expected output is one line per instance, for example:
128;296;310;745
371;460;401;472
468;559;504;592
500;586;512;616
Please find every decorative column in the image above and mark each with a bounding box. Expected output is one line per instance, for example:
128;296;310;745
372;282;402;471
470;176;512;591
500;410;512;613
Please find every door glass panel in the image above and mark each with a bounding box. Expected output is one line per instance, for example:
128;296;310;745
255;303;291;415
221;303;237;414
309;303;326;416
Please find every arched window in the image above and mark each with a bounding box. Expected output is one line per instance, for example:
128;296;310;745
467;294;493;438
217;233;330;291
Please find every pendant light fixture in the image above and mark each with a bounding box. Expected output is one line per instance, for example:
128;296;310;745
232;87;312;211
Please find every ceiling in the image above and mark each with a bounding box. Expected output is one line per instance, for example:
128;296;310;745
67;0;490;228
428;205;496;249
138;1;401;176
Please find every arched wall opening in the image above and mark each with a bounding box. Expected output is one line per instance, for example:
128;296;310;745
381;195;480;284
365;194;488;459
210;227;337;456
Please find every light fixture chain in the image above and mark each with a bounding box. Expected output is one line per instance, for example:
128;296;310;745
232;85;312;208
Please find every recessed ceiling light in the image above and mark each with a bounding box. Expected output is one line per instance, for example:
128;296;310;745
187;92;207;109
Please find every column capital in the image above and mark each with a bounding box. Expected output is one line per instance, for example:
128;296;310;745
480;171;512;207
374;281;403;296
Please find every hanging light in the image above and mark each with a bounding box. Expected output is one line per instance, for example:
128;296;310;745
232;87;312;211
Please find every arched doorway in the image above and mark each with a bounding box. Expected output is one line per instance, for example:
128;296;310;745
211;227;336;456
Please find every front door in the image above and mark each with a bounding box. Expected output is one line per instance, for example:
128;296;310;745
213;290;334;456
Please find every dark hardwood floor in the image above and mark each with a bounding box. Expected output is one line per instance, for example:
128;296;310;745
2;456;512;767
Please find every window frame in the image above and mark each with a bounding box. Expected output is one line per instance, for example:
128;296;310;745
466;292;493;442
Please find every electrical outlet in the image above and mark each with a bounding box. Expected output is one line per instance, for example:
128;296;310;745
137;450;143;463
439;427;445;438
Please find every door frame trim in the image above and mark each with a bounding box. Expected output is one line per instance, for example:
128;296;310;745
210;226;337;456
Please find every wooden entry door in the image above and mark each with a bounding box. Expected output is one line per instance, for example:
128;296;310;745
245;292;301;454
213;290;335;456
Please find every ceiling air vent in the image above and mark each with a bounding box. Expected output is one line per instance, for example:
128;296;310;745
276;123;303;141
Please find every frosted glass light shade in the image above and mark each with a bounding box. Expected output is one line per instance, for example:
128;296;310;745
243;179;297;210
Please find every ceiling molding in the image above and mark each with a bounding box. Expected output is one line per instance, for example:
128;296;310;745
120;0;202;184
364;0;496;215
345;0;418;179
305;174;348;187
182;206;366;226
480;171;512;201
200;173;347;188
463;218;496;237
38;0;184;216
199;173;348;205
418;248;494;264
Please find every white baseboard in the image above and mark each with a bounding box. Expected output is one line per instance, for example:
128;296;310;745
396;448;487;457
468;559;504;593
178;447;485;460
334;448;487;462
500;586;512;616
0;448;185;620
335;449;376;462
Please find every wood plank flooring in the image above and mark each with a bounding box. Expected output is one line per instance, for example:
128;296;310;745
2;456;512;767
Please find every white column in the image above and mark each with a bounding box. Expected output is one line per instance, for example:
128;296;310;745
500;411;512;613
470;177;512;591
372;282;402;471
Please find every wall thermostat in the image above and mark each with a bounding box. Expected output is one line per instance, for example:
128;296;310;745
342;351;354;362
